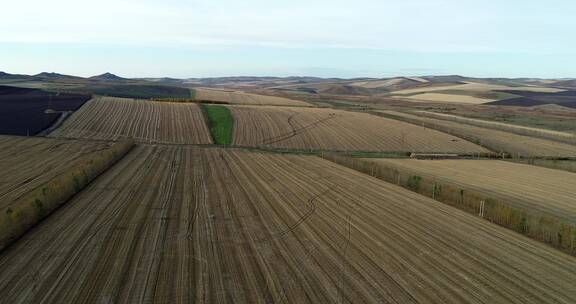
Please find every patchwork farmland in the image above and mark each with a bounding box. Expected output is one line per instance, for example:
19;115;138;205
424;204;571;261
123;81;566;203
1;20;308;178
0;146;575;303
195;88;311;106
377;110;576;157
2;71;576;304
230;105;489;153
415;111;576;144
49;97;212;144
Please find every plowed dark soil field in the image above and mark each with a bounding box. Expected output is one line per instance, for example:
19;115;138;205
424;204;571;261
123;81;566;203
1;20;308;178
0;85;90;135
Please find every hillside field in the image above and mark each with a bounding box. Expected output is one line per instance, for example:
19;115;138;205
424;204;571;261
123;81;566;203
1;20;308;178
49;97;212;144
230;106;489;153
377;110;576;157
195;88;311;106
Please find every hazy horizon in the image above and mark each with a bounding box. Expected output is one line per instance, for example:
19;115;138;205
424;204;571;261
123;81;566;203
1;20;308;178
2;0;576;79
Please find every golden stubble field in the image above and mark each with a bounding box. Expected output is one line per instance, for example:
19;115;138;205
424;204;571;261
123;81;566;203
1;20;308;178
366;159;576;223
0;146;575;303
230;105;489;153
378;110;576;157
195;88;311;106
0;136;115;210
49;97;213;144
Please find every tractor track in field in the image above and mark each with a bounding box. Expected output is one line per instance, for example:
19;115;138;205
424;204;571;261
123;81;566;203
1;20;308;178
231;105;489;153
1;145;576;303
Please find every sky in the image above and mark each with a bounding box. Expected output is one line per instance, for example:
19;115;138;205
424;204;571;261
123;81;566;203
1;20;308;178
1;0;575;78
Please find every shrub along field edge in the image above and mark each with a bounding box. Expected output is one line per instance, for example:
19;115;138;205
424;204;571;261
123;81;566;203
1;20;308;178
320;153;576;256
203;104;234;145
0;140;135;252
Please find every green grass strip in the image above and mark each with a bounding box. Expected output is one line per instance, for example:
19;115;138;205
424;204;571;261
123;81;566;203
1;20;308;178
203;105;233;145
189;88;197;99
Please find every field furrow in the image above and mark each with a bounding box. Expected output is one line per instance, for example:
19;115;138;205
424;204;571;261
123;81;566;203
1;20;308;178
231;105;489;153
195;88;311;106
360;159;576;222
49;97;212;144
0;146;575;303
0;136;115;210
377;110;576;157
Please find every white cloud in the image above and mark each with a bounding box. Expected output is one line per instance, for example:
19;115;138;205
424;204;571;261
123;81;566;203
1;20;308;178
1;0;574;53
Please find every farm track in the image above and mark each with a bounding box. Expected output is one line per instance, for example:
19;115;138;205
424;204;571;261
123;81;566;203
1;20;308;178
0;146;575;303
0;135;114;210
377;110;576;157
231;105;489;153
48;97;212;144
365;159;576;223
195;88;311;106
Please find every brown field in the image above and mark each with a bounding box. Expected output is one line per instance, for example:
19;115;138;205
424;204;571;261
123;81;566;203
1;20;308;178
230;106;489;153
49;97;212;144
0;146;575;303
390;82;565;105
0;136;114;210
0;136;133;250
367;159;576;224
417;111;575;143
392;82;565;95
401;92;498;104
377;110;576;157
195;88;311;106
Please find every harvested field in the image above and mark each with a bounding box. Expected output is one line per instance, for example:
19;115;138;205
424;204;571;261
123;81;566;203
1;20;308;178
391;82;565;104
367;159;576;223
510;159;576;173
49;97;212;144
392;82;564;95
417;111;576;144
412;103;576;133
0;136;113;209
0;136;133;250
0;85;90;136
195;88;311;106
0;146;575;303
399;92;494;104
377;110;576;157
230;106;489;153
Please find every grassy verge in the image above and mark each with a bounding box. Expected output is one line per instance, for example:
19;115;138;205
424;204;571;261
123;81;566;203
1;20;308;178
320;153;576;256
508;159;576;173
190;88;197;100
203;105;234;145
0;140;134;252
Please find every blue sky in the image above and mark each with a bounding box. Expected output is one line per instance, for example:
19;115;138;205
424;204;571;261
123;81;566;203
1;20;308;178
1;0;575;78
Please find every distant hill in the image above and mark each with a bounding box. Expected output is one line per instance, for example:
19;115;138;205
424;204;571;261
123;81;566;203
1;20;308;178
321;84;372;95
89;72;125;81
35;72;85;81
0;72;37;81
351;77;428;91
553;79;576;88
423;75;469;83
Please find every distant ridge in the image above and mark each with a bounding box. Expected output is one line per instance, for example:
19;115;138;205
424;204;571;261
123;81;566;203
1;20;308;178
89;72;125;81
0;71;37;80
35;72;84;80
554;79;576;88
